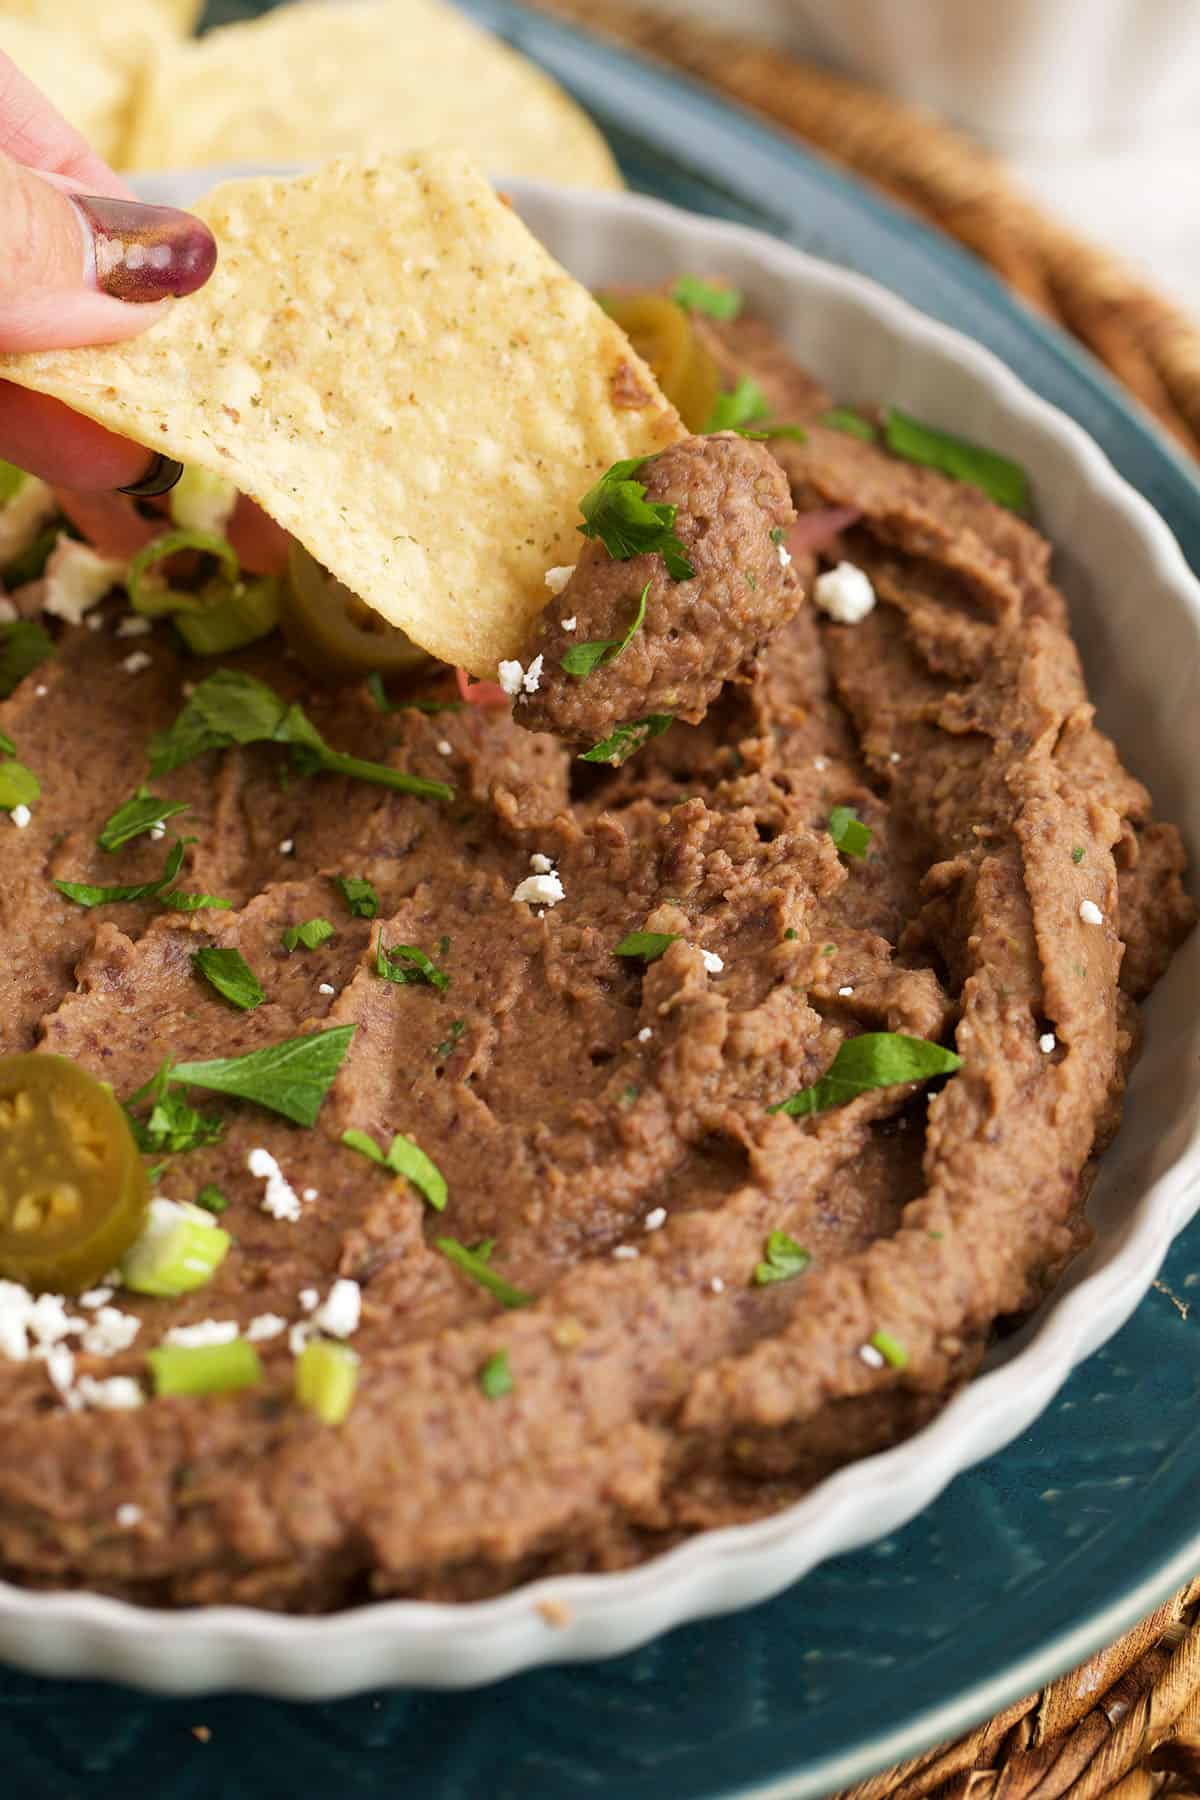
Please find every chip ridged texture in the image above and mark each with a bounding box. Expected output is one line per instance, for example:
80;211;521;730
0;151;683;672
123;0;623;189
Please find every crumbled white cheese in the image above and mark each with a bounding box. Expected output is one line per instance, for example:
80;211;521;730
34;684;47;697
0;1282;34;1361
312;1278;361;1339
288;1321;312;1356
561;616;577;632
1079;899;1103;926
813;562;876;624
436;739;453;756
813;756;828;772
28;1293;79;1347
710;1276;725;1295
43;1343;76;1398
149;821;166;841
859;1343;886;1369
0;596;16;623
1039;1032;1057;1054
612;1245;639;1261
116;1502;143;1527
78;1287;114;1310
246;1313;288;1342
497;655;543;697
162;1319;238;1348
247;1147;303;1222
512;871;565;907
85;612;104;632
74;1374;143;1411
838;985;855;997
701;949;724;975
637;1026;653;1042
41;536;123;625
278;837;295;855
115;614;153;638
889;751;901;765
317;982;336;996
298;1287;319;1313
644;1207;667;1232
302;1187;318;1202
529;851;554;874
544;564;575;595
9;803;31;829
777;542;793;569
80;1305;141;1357
522;654;544;694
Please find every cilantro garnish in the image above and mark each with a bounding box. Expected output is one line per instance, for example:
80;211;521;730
729;424;808;444
54;835;231;912
374;936;450;991
770;1032;962;1117
479;1349;513;1398
195;1184;229;1215
128;1026;355;1129
1071;846;1085;865
0;730;12;757
0;619;54;699
342;1125;447;1211
828;805;872;859
436;1236;532;1309
366;671;463;715
883;409;1027;511
147;669;454;802
579;713;673;767
614;930;678;963
3;524;60;589
869;1329;908;1370
123;1078;225;1158
333;874;379;919
561;581;650;680
0;754;38;812
671;275;742;320
281;917;335;953
819;407;877;442
191;946;264;1011
753;1231;811;1286
577;458;694;581
97;786;190;853
704;375;767;433
434;1019;466;1060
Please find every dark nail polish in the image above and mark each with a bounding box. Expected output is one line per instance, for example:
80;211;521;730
71;194;218;304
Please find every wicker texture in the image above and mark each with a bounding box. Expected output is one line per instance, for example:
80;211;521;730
532;1;1200;1791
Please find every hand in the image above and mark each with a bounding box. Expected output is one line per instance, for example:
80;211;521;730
0;52;216;493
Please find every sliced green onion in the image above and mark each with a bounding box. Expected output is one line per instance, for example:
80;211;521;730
120;1197;231;1297
148;1338;261;1397
295;1338;359;1425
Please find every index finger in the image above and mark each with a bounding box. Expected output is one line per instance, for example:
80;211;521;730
0;51;133;198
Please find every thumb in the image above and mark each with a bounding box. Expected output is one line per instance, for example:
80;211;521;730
0;152;216;353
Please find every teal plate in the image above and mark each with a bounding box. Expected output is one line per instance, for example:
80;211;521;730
5;5;1200;1796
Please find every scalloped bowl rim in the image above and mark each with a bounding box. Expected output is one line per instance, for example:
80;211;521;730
1;173;1198;1697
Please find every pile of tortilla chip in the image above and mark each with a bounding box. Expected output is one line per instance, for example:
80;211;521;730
0;0;620;189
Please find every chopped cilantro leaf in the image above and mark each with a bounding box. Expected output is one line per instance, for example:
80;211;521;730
55;834;227;912
705;375;767;433
147;668;454;801
820;407;877;441
770;1032;962;1117
124;1077;225;1158
0;756;38;812
753;1231;811;1286
281;917;335;953
618;1084;640;1109
784;928;799;941
828;805;872;859
191;946;265;1011
671;275;742;320
366;671;462;715
0;619;54;699
884;409;1028;511
579;713;673;767
577;458;694;581
374;936;450;991
342;1126;447;1210
195;1184;229;1215
561;581;650;680
164;1026;355;1128
614;930;678;963
434;1019;466;1059
334;874;379;918
436;1236;532;1308
479;1349;513;1398
1071;846;1085;865
97;786;190;853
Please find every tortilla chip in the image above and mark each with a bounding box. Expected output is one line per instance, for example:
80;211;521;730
0;152;681;673
122;0;621;189
0;17;130;163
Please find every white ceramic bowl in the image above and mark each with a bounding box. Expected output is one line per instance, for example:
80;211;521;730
2;177;1198;1697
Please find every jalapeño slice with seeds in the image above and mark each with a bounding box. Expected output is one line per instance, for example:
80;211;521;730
600;294;720;434
0;1054;150;1293
281;542;429;682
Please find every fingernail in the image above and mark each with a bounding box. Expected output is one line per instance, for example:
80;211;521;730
70;194;217;304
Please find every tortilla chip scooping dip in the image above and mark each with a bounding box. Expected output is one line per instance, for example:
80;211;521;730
0;151;682;673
